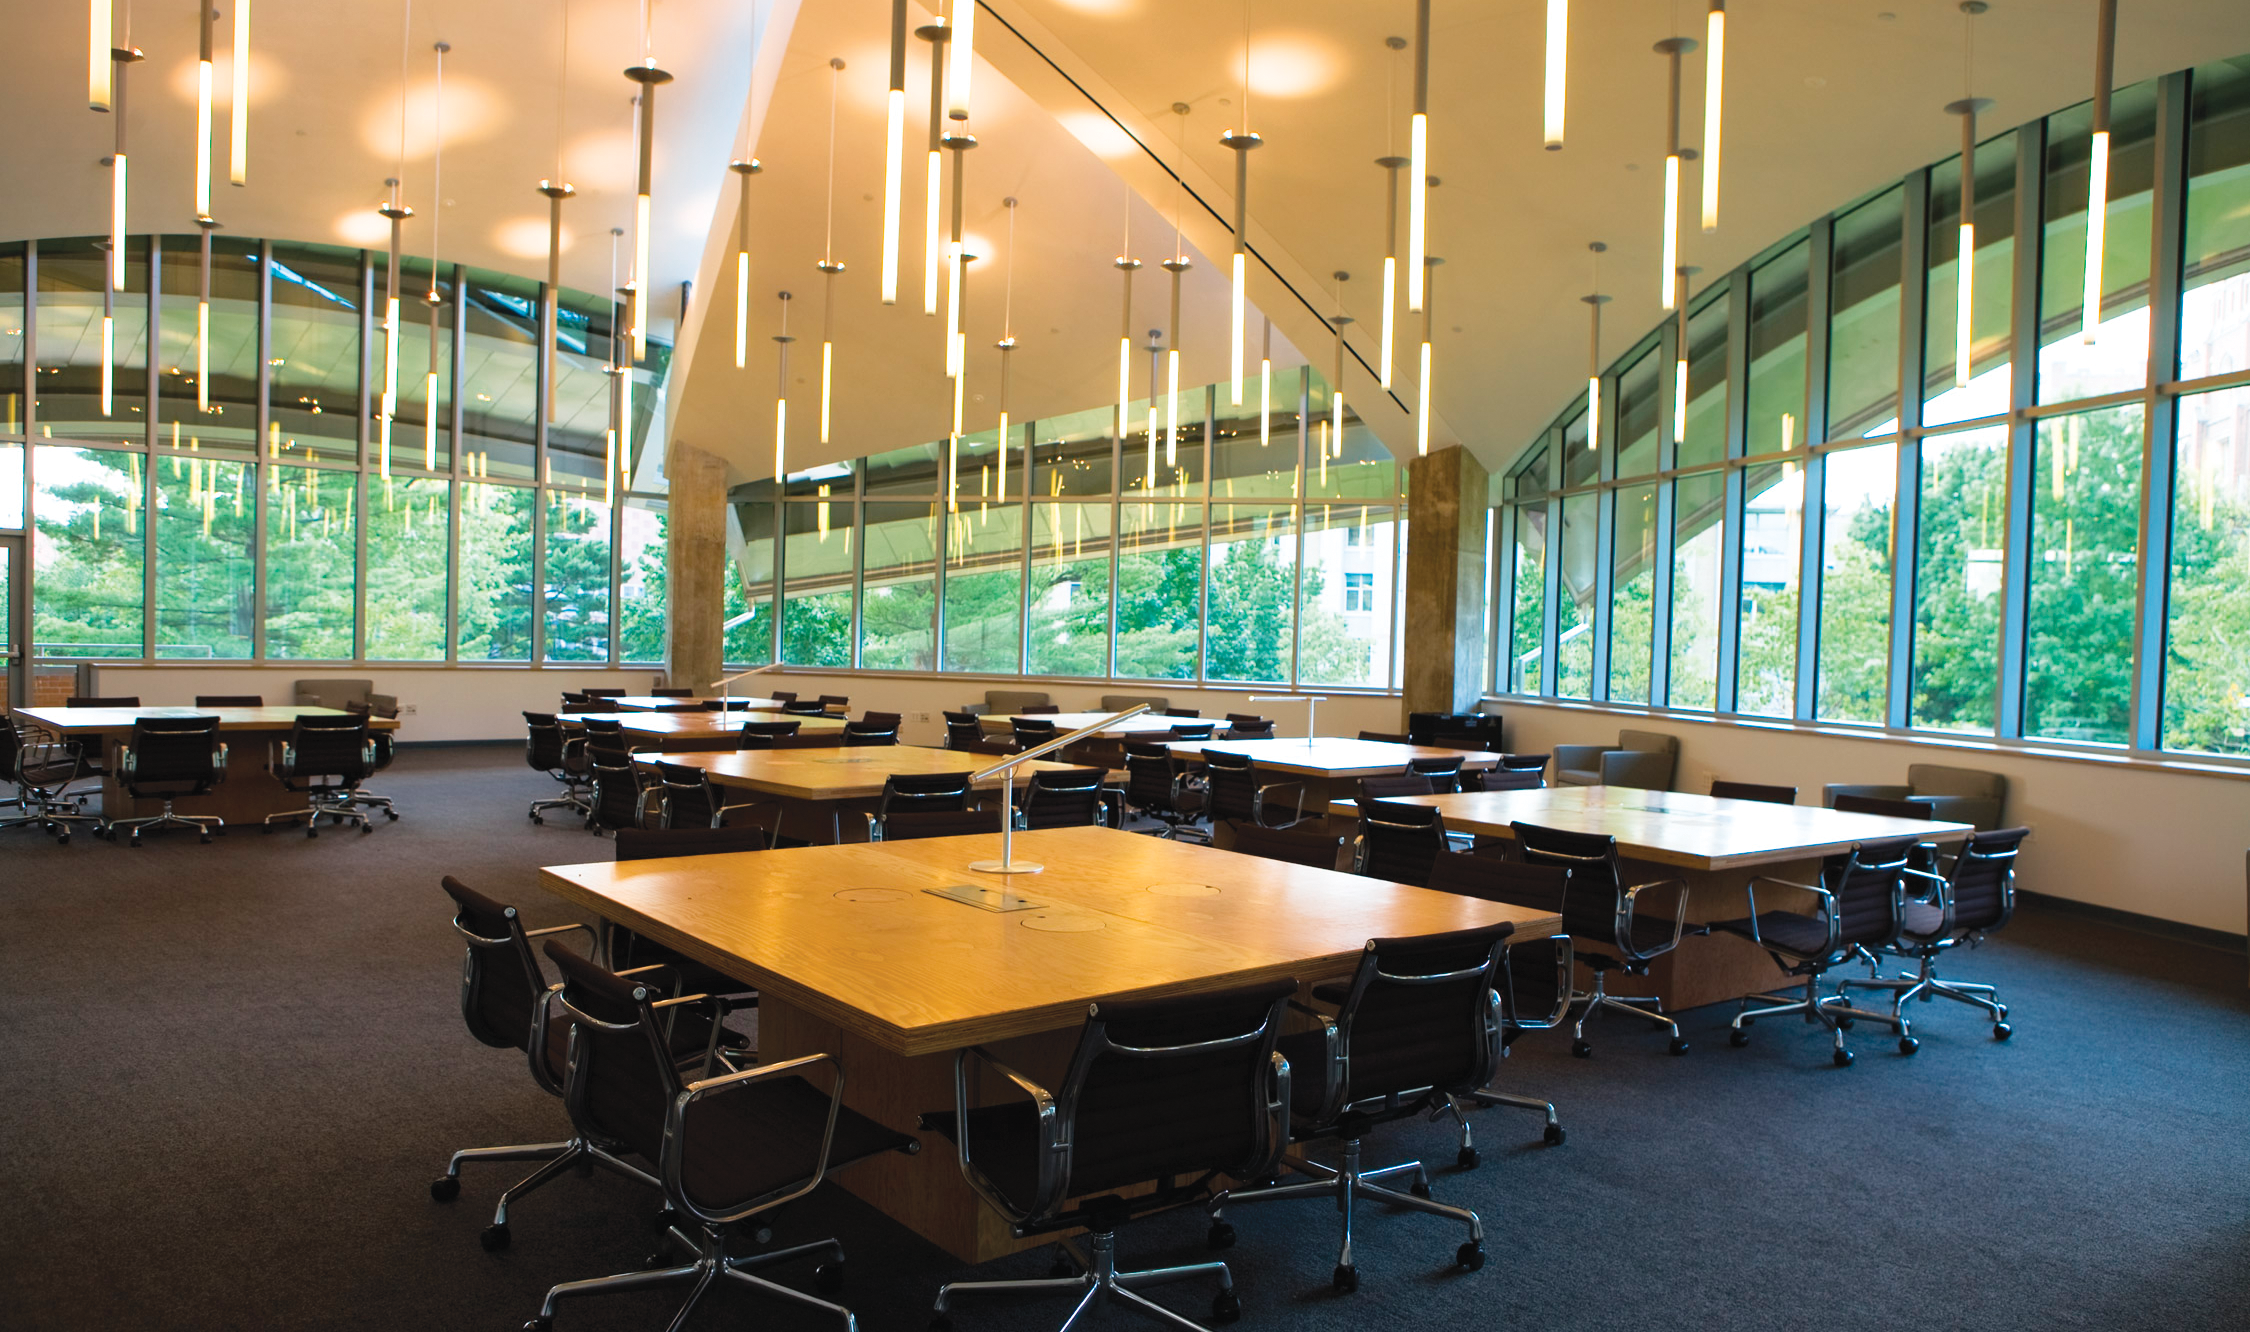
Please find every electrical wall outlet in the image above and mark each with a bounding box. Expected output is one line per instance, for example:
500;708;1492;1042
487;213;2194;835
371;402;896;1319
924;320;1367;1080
398;704;418;715
910;711;931;723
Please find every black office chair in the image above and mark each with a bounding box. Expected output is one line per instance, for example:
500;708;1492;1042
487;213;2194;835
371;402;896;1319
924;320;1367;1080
1018;767;1110;829
869;770;976;841
781;701;829;717
1358;772;1435;801
876;808;1004;841
1837;826;2030;1040
523;944;914;1332
0;717;100;844
1475;766;1547;792
768;691;799;704
1712;779;1798;805
922;978;1295;1330
1405;755;1465;792
1164;707;1202;718
1419;851;1574;1147
194;694;264;707
651;760;774;832
1203;749;1305;829
1223;712;1269;730
842;720;899;746
1513;821;1694;1057
109;714;227;845
943;711;989;752
581;688;628;700
586;744;655;832
1167;721;1217;741
1208;926;1507;1289
1357;730;1409;744
702;698;754;711
1353;798;1448;886
264;714;376;837
610;827;770;1026
1121;743;1207;840
1708;836;1921;1065
1216;723;1274;740
740;719;802;741
1497;752;1551;778
652;687;697;698
523;712;593;825
1217;818;1343;870
1011;716;1060;749
862;711;903;729
654;703;705;714
816;694;851;712
1831;792;1933;820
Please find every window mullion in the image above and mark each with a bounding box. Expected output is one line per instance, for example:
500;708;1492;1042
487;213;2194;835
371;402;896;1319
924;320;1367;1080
2132;69;2192;751
1888;170;1931;730
1994;120;2047;738
1793;215;1837;720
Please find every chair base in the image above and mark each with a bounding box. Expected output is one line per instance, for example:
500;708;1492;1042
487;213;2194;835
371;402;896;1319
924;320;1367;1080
340;786;401;822
433;1135;663;1246
1209;1136;1483;1289
1837;952;2011;1033
1468;1086;1565;1147
109;799;224;846
1729;973;1913;1065
529;789;594;825
934;1229;1236;1332
1569;968;1688;1056
0;785;105;844
530;1222;852;1332
263;791;375;836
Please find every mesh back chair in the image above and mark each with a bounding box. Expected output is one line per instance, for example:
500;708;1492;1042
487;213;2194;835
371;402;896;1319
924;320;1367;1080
1223;712;1268;729
1358;730;1409;744
654;703;705;714
740;719;802;740
333;701;403;822
1011;716;1060;749
861;711;903;729
816;694;851;712
768;691;799;704
1476;766;1546;792
1018;766;1110;829
1708;836;1920;1065
1358;773;1435;801
263;714;376;836
575;695;620;713
1166;721;1217;741
1122;743;1208;840
652;761;774;833
1711;779;1799;805
1217;819;1343;870
1497;752;1551;778
1208;926;1509;1289
194;694;263;707
429;876;662;1252
1424;852;1572;1144
944;714;991;752
1831;792;1931;820
110;714;228;845
1406;754;1465;793
842;720;900;746
652;687;697;698
586;744;656;832
1513;821;1694;1057
1836;827;2030;1040
869;770;975;840
922;978;1295;1330
781;701;829;717
1019;703;1062;715
0;717;100;844
1203;749;1306;829
1217;721;1274;740
524;944;913;1332
1162;707;1200;718
581;689;628;699
702;698;754;711
876;808;1004;842
609;827;770;1030
1352;798;1449;886
522;712;594;825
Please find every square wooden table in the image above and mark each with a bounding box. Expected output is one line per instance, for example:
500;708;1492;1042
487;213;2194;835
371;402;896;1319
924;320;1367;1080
1327;785;1972;1010
1168;736;1503;813
639;745;1084;843
13;705;400;823
540;825;1558;1262
976;711;1184;738
561;711;849;748
606;695;842;713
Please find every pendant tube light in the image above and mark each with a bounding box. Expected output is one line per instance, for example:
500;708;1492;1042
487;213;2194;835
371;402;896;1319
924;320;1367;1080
1116;193;1140;444
1584;241;1607;456
1543;0;1567;149
773;291;793;482
109;45;140;294
196;0;214;218
1950;3;1990;388
996;196;1019;500
432;39;452;471
2083;0;2115;342
1259;317;1272;447
947;0;976;122
606;227;622;490
1700;1;1724;231
196;218;217;413
91;0;113;110
230;0;250;184
1418;258;1439;456
1654;37;1696;309
1330;271;1350;457
1222;0;1259;408
881;0;907;305
379;180;413;480
1407;0;1430;313
916;21;949;317
1162;257;1187;467
1378;152;1404;389
730;160;760;368
540;181;575;423
1673;266;1698;443
624;43;674;365
818;57;845;445
943;130;976;376
101;260;114;418
1146;329;1161;492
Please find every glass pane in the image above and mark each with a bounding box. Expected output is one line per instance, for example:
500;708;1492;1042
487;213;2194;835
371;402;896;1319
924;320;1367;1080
0;443;19;529
1924;132;2019;426
458;272;540;482
2182;61;2250;385
782;501;854;667
943;504;1023;673
267;242;362;464
1029;405;1115;499
1300;504;1396;688
1607;483;1657;702
1211;390;1298;499
1678;292;1731;469
31;445;142;655
2038;84;2158;403
1562;402;1598;488
550;287;616;496
1828;188;1904;440
1555;491;1597;698
2026;405;2143;744
1507;505;1546;692
0;242;23;431
861;502;937;671
1816;442;1897;722
1910;426;2007;733
156;234;261;454
1747;238;1810;456
262;463;352;660
1028;503;1112;677
2165;385;2250;755
1124;384;1205;500
616;497;667;664
1669;471;1726;710
1614;348;1661;477
954;427;1016;507
1305;369;1397;500
365;475;448;660
1512;446;1551;503
38;235;147;448
864;443;940;496
158;455;255;659
727;498;776;667
544;491;612;662
1205;504;1294;684
1114;501;1201;679
457;482;535;661
1738;459;1804;715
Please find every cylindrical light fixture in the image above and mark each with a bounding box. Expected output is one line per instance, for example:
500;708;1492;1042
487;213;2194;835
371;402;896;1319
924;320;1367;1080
1330;270;1351;458
540;180;574;424
2083;0;2116;342
431;39;451;471
1407;0;1430;313
1544;0;1567;149
196;217;218;414
378;180;414;480
916;21;949;318
818;57;846;446
1654;36;1697;308
1584;241;1608;456
1259;316;1272;447
109;45;141;294
230;0;251;185
942;130;976;377
91;1;113;110
946;0;976;122
730;159;760;369
1115;209;1140;445
1701;2;1725;231
996;196;1019;500
773;291;793;482
196;0;214;218
606;226;623;491
1222;125;1261;409
1948;100;1991;388
1418;258;1440;456
1162;256;1189;468
1377;151;1404;389
624;54;675;365
1673;266;1699;443
881;0;907;305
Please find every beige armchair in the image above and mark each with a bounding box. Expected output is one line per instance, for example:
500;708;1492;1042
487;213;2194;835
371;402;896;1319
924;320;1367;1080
293;678;398;715
964;689;1054;717
1553;729;1678;790
1824;764;2007;830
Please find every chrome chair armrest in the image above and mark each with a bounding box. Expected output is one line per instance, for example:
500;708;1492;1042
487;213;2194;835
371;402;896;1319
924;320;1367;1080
1284;999;1346;1123
952;1045;1064;1223
213;742;229;777
1622;876;1693;953
664;1051;847;1226
1255;779;1308;827
524;921;598;943
1253;1050;1294;1181
1735;876;1834;948
118;743;138;783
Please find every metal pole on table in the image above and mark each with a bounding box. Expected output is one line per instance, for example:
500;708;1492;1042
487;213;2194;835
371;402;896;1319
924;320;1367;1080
966;704;1153;874
708;662;780;704
1248;694;1328;747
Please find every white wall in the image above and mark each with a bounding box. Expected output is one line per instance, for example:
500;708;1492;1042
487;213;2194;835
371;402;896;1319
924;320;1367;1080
1496;699;2250;937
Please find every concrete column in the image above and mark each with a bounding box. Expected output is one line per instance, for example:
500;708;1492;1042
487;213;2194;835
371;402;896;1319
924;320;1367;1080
666;438;730;693
1401;444;1490;719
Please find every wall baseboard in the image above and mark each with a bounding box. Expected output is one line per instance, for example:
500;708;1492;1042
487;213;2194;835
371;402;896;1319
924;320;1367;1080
2018;889;2248;955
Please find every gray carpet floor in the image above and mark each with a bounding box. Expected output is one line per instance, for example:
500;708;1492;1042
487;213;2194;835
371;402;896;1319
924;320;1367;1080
3;744;2247;1332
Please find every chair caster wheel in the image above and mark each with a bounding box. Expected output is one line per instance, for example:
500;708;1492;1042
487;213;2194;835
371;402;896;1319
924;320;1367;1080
524;1319;552;1332
641;1249;672;1270
55;834;69;846
1669;1037;1690;1056
1544;1123;1566;1146
1832;1048;1854;1068
929;1317;954;1332
1331;1264;1359;1293
814;1261;846;1296
1570;1040;1591;1058
199;833;212;844
1897;1036;1919;1056
1455;1146;1478;1171
1456;1242;1486;1272
387;810;400;821
128;833;141;847
651;1206;679;1233
306;826;318;838
1211;1289;1242;1324
1728;1028;1749;1047
1048;1252;1079;1277
1206;1222;1236;1251
1412;1174;1435;1196
429;1176;460;1202
531;815;544;825
480;1223;511;1252
1993;1022;2012;1040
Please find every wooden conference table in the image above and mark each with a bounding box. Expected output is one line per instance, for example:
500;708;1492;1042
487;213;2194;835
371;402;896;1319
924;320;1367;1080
12;704;400;823
559;711;850;749
604;695;814;712
1173;736;1504;811
641;744;1083;843
541;825;1559;1263
1328;785;1972;1010
975;711;1184;739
